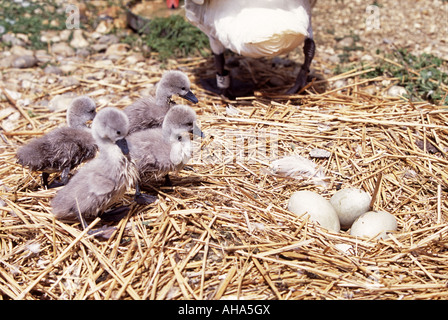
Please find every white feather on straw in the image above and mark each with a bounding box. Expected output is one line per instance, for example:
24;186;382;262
270;155;328;186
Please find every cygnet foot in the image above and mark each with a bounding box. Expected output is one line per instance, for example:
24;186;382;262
134;193;158;205
100;206;131;222
87;225;117;240
134;184;158;205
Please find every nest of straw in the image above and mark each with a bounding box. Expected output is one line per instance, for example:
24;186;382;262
1;52;448;300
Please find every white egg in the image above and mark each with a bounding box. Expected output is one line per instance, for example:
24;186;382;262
350;211;397;240
330;188;371;229
288;190;340;232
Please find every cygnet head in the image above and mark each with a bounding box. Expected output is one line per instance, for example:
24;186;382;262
163;104;204;139
157;70;198;104
92;107;130;155
67;96;97;128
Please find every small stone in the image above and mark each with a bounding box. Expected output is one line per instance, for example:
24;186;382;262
44;65;63;75
51;42;75;57
97;34;119;45
95;20;113;34
1;33;26;46
11;55;37;68
309;148;331;159
70;29;89;49
60;76;80;87
35;49;52;64
0;55;15;68
10;45;34;56
76;48;91;58
105;43;129;56
59;61;77;74
338;36;354;48
1;107;21;131
91;43;108;53
40;30;60;43
59;29;71;42
48;94;76;112
386;85;407;97
332;79;347;89
125;52;145;64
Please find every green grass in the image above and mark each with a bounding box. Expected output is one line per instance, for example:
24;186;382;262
0;0;68;50
362;49;448;104
123;14;210;61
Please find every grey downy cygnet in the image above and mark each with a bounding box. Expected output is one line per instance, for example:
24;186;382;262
51;107;139;237
124;70;199;134
16;96;98;188
127;104;204;204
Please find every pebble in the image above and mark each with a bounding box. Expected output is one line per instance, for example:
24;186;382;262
48;94;76;112
386;85;407;97
35;50;52;64
105;43;130;56
10;45;33;56
44;65;63;75
11;55;37;68
51;42;75;57
1;33;27;47
70;29;89;49
309;148;331;159
1;107;21;131
337;36;354;48
40;30;61;43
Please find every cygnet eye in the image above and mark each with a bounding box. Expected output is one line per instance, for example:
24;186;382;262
177;135;182;141
187;122;193;127
181;87;186;91
116;130;121;135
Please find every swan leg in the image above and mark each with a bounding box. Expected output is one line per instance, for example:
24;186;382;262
200;53;254;99
41;172;50;189
134;183;158;205
287;37;315;94
74;205;121;240
48;167;71;188
60;167;71;185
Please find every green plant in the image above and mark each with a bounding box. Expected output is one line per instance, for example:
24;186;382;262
362;49;448;104
0;0;68;50
136;14;210;61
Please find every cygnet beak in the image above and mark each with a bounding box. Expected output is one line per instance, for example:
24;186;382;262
192;124;205;138
181;90;199;104
116;138;130;155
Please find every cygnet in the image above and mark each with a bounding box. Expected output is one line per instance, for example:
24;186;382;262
51;107;139;236
127;104;204;204
124;70;199;134
16;96;97;188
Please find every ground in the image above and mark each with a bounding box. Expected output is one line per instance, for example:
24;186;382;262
0;0;448;300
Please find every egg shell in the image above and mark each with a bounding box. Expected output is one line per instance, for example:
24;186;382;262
350;211;397;240
288;190;340;232
330;188;371;229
